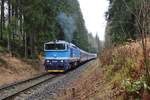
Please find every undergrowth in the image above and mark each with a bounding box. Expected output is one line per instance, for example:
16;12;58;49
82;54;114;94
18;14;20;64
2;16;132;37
0;58;6;65
99;42;150;99
0;45;5;53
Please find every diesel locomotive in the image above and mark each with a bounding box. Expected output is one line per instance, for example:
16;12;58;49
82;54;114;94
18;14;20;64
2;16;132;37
44;40;97;72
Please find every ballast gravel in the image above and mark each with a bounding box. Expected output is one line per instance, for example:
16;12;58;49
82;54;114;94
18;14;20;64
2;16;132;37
12;61;94;100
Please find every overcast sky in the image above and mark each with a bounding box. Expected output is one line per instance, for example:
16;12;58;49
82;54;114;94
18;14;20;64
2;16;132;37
78;0;109;41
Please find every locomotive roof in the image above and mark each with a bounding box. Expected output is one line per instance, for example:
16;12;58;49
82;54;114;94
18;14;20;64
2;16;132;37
45;40;76;46
45;40;69;44
44;40;97;55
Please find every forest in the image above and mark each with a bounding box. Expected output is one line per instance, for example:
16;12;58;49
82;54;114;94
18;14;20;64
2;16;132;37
0;0;101;59
105;0;150;47
103;0;150;99
0;0;150;99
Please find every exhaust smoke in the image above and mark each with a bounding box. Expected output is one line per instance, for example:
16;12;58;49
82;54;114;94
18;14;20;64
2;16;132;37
56;12;76;42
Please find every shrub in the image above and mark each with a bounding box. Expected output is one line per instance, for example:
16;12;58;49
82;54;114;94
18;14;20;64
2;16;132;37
0;58;6;65
122;76;150;99
0;46;5;53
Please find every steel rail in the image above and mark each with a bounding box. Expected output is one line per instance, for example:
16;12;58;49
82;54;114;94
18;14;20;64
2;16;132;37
0;72;56;100
0;59;96;100
0;72;48;90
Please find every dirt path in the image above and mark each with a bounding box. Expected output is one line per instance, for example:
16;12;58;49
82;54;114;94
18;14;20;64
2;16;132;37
57;59;123;100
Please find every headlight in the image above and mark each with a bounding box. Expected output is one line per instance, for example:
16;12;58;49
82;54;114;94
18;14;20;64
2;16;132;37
60;60;63;63
46;60;50;63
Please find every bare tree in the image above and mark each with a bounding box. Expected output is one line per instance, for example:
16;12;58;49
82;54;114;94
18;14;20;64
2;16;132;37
122;0;150;83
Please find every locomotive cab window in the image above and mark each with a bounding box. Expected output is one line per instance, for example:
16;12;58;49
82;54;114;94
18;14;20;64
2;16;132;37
45;43;66;50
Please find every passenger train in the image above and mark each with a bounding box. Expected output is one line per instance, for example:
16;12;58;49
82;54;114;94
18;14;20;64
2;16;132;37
44;40;97;72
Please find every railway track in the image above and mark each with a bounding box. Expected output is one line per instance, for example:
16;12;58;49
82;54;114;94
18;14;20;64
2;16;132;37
0;60;95;100
0;72;56;100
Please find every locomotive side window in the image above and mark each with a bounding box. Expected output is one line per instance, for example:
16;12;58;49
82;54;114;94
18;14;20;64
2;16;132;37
45;44;65;50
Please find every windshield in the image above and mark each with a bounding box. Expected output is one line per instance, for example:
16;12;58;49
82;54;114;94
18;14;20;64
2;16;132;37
45;43;66;50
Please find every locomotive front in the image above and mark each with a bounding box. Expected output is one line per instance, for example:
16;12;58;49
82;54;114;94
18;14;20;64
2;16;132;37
44;41;71;72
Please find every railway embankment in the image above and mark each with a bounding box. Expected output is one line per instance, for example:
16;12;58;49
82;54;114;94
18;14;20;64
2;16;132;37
12;60;96;100
0;52;45;86
1;40;150;99
57;41;150;100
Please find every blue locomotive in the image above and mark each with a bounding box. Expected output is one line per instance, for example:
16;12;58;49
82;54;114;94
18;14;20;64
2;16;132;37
44;40;97;72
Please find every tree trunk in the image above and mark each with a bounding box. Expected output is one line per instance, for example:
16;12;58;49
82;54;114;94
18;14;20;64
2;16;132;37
7;0;11;55
31;33;34;59
24;32;27;58
0;0;4;40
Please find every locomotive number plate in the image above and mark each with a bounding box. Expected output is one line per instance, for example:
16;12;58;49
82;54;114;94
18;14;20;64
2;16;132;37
52;60;58;63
